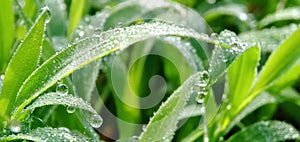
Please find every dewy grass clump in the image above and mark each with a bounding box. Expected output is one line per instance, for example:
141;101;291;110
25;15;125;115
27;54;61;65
0;0;300;141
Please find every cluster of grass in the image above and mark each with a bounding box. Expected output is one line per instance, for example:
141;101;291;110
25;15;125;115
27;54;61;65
0;0;300;141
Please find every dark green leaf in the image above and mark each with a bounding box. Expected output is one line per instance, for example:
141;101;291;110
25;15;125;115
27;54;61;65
226;121;300;142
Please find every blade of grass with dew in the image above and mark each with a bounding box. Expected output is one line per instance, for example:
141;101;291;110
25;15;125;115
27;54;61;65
11;21;217;120
204;4;250;24
0;127;91;141
0;0;14;73
68;0;85;39
22;92;103;128
139;72;209;142
0;8;49;118
238;24;299;52
226;121;300;142
258;7;300;29
209;30;249;84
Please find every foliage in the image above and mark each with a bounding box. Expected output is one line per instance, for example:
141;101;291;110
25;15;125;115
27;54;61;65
0;0;300;141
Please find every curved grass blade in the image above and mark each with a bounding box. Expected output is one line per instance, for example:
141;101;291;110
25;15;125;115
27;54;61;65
269;62;300;92
0;0;14;73
258;7;300;29
251;27;300;100
0;8;49;118
226;121;300;142
103;0;209;33
204;4;250;23
23;92;103;128
0;127;91;141
12;21;217;119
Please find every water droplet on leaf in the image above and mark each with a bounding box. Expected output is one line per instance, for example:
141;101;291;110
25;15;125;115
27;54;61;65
67;106;76;113
56;84;68;95
86;113;103;128
9;120;21;133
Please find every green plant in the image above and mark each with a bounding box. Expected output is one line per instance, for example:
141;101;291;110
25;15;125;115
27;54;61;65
0;0;300;141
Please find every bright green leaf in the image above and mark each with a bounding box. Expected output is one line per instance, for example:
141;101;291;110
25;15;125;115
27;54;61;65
0;8;49;118
252;27;300;97
0;0;14;73
68;0;85;39
227;45;260;109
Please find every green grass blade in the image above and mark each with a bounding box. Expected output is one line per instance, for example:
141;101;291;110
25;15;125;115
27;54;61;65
269;63;300;92
11;21;216;119
68;0;85;39
0;0;14;73
23;92;103;128
258;7;300;29
227;45;260;109
251;27;300;97
139;72;208;142
0;8;49;118
226;121;300;142
0;127;91;141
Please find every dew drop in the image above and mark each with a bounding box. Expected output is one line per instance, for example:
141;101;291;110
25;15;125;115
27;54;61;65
195;94;205;104
79;31;85;37
66;106;76;113
56;84;68;95
226;104;231;110
86;113;103;128
132;136;140;142
41;6;51;24
9;120;21;133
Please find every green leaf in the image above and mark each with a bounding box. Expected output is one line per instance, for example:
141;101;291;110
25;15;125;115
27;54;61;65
227;45;260;109
0;127;91;141
251;27;300;98
139;71;209;142
239;24;299;52
226;121;300;142
11;21;217;119
23;92;103;128
269;62;300;92
0;8;49;118
258;7;300;28
68;0;85;39
0;0;14;73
